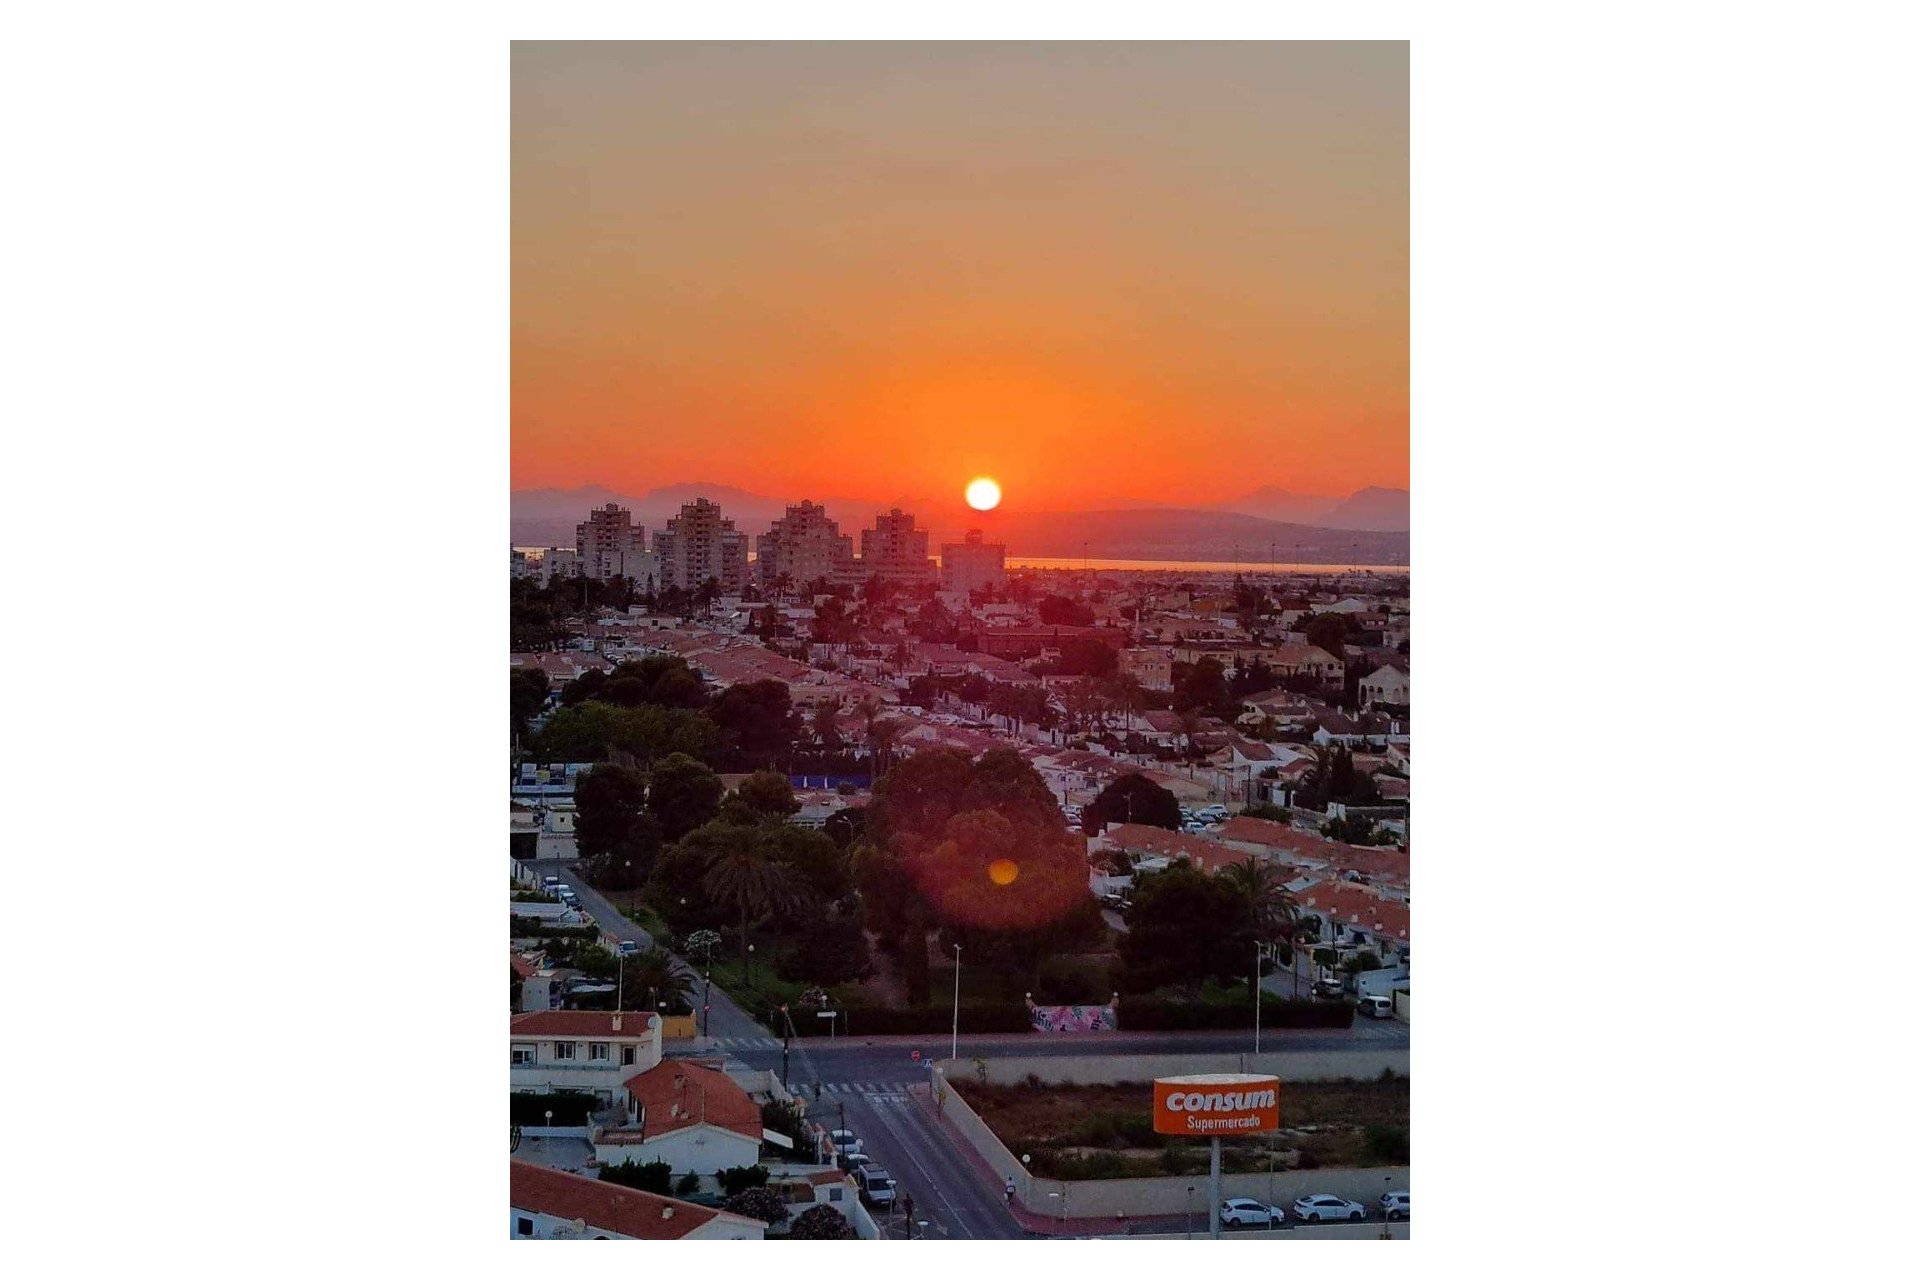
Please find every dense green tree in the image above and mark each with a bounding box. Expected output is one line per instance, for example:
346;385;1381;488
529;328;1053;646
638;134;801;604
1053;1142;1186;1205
703;835;814;979
643;841;731;933
532;702;718;765
574;762;651;861
774;915;873;986
1303;612;1356;656
1172;657;1232;717
1054;635;1119;677
1118;863;1257;992
647;753;725;839
510;667;550;743
709;679;799;769
1218;858;1302;949
733;770;799;821
1080;772;1182;834
1037;594;1095;626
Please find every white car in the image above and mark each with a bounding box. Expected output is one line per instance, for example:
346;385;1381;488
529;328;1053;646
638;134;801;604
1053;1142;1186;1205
1380;1190;1409;1220
1292;1194;1367;1223
1220;1198;1285;1227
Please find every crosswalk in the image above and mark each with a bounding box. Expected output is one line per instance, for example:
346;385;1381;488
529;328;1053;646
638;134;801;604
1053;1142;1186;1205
816;1080;910;1095
710;1036;783;1050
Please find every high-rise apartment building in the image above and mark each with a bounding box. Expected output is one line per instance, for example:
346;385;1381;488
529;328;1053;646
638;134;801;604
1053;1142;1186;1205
653;498;749;592
940;528;1008;596
859;508;938;586
574;503;658;587
756;500;858;590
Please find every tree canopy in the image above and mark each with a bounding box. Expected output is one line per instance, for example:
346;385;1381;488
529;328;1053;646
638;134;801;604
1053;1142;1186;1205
1118;862;1257;992
646;752;725;839
1080;772;1182;834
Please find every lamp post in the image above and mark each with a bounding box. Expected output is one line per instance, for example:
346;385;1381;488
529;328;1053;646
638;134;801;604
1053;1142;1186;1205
701;969;712;1037
746;942;755;987
623;859;633;914
1186;1184;1195;1240
950;944;962;1062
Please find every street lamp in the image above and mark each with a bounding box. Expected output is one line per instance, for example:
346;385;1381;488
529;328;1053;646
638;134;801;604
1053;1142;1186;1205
950;944;962;1062
1186;1184;1195;1240
746;942;755;986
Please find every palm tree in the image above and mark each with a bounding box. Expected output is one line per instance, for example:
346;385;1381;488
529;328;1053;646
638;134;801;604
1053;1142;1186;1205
1220;859;1302;997
619;946;695;1014
702;839;810;983
866;715;902;778
1220;859;1301;944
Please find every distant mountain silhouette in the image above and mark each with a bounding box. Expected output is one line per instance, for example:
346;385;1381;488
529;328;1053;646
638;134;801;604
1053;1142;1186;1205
512;485;1408;564
1319;486;1409;531
1211;487;1341;525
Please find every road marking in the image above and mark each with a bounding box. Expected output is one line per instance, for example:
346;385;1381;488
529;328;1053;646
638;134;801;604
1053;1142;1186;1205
855;1093;978;1240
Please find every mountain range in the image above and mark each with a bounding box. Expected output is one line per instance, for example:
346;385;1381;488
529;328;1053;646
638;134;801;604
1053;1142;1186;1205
512;483;1409;565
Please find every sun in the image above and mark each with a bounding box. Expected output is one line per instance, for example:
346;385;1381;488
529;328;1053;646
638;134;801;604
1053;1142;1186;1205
965;477;1002;511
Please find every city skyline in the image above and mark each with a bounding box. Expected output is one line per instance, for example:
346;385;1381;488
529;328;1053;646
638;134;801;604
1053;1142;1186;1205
513;42;1408;508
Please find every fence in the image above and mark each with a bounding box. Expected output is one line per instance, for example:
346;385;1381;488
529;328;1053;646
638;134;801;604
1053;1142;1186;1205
936;1049;1407;1087
931;1063;1406;1218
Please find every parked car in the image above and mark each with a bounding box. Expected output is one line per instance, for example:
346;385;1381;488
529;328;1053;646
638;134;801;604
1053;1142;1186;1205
1292;1194;1367;1223
837;1151;870;1173
1198;805;1229;821
856;1166;897;1208
1182;820;1207;833
1359;994;1395;1019
615;939;639;956
828;1128;861;1153
1220;1197;1285;1227
1380;1190;1409;1220
1312;976;1347;1000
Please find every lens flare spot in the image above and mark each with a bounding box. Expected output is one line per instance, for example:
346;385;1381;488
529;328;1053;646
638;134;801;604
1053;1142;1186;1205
965;477;1002;511
988;858;1019;886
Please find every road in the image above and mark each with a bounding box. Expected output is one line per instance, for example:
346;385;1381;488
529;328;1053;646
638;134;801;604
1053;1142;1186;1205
521;857;1407;1241
523;859;770;1040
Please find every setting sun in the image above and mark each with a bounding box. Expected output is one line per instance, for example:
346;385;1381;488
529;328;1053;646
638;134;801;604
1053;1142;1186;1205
965;477;1002;511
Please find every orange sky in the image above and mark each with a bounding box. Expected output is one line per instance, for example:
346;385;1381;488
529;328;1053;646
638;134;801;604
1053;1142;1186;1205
513;42;1407;507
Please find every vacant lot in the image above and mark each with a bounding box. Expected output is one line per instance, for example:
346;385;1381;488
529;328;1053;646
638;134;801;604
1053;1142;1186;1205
951;1074;1409;1180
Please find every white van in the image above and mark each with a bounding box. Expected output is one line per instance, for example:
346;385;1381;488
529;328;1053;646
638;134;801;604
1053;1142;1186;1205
1359;994;1395;1019
856;1166;897;1209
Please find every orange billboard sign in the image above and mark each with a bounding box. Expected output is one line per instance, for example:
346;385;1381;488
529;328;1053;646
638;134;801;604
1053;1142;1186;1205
1152;1073;1281;1136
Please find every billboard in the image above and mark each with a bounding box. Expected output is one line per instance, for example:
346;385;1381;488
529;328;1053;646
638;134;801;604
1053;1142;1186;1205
1152;1073;1281;1136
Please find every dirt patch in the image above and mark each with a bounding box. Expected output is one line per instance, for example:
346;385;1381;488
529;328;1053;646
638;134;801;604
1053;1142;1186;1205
951;1075;1408;1179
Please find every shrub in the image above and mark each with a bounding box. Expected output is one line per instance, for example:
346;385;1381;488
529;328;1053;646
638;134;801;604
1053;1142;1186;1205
718;1164;770;1197
790;1204;857;1239
1117;995;1353;1032
723;1187;790;1226
510;1090;598;1126
1363;1124;1410;1163
599;1158;672;1194
675;1171;700;1196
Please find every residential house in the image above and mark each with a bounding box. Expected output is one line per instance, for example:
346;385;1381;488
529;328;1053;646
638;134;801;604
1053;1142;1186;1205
1359;663;1410;709
511;1010;663;1109
594;1060;764;1177
510;1161;765;1240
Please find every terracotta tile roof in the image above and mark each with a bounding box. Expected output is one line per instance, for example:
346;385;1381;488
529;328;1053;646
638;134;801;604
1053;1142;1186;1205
623;1060;761;1141
1105;823;1247;871
511;1010;656;1038
1215;817;1408;882
1295;879;1411;944
509;1161;758;1240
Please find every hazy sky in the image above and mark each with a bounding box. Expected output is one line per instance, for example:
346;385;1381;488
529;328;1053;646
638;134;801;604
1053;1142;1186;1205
513;42;1407;508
